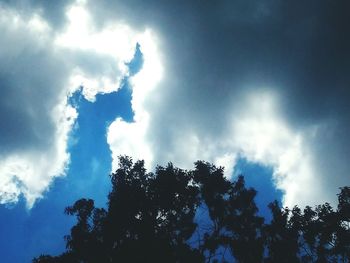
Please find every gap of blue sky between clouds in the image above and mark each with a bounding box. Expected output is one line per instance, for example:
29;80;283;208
0;44;281;263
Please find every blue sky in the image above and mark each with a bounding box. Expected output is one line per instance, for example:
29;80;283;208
0;0;349;262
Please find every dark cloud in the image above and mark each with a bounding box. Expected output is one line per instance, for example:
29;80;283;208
90;0;349;125
100;0;350;205
0;18;70;156
109;0;349;117
6;0;349;125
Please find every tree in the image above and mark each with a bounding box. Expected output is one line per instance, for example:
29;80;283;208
264;201;299;262
193;161;264;262
33;156;350;263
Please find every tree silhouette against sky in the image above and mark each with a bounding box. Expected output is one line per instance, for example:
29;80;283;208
34;156;350;263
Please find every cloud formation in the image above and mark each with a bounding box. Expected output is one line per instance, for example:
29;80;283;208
0;6;75;206
1;0;349;208
102;0;350;207
0;0;141;207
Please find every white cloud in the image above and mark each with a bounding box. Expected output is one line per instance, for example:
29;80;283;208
0;1;142;207
0;6;73;208
55;0;139;101
0;103;77;207
229;91;322;207
107;30;163;171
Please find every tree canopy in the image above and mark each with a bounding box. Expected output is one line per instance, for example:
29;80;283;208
34;156;350;263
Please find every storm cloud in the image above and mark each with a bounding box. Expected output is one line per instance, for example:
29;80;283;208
1;0;349;207
102;0;350;206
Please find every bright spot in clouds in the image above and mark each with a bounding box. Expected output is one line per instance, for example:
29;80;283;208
231;91;319;207
107;29;164;172
55;0;138;100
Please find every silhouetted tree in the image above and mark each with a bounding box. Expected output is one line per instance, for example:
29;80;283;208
192;161;264;262
264;201;299;262
33;156;350;263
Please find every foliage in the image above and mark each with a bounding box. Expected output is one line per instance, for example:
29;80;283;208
34;156;350;263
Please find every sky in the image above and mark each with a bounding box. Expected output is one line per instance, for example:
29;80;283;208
0;0;349;261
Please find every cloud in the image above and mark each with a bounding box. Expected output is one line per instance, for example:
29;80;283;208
103;0;350;207
107;30;163;172
55;0;139;100
0;0;142;207
2;0;349;209
0;6;75;207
